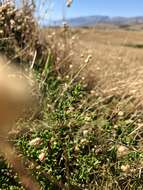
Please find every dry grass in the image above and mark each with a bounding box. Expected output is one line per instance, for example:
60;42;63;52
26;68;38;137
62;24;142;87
70;27;143;103
2;1;143;189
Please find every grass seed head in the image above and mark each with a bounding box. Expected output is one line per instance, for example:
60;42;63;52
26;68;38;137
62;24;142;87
117;145;129;158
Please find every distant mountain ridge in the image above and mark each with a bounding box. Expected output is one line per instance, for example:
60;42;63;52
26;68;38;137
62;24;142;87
53;15;143;27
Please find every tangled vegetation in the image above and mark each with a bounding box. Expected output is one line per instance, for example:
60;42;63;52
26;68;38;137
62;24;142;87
1;1;143;190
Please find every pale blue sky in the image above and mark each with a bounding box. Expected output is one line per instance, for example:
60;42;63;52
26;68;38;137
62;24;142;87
32;0;143;25
46;0;143;20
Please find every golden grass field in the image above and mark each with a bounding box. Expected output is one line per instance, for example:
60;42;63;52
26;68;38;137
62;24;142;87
71;26;143;103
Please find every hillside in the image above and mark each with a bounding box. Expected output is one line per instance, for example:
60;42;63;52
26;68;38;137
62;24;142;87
54;15;143;27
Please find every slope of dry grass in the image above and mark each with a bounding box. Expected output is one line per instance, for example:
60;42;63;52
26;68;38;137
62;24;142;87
72;27;143;103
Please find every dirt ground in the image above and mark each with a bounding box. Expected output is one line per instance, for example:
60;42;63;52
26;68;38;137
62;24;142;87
71;26;143;103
